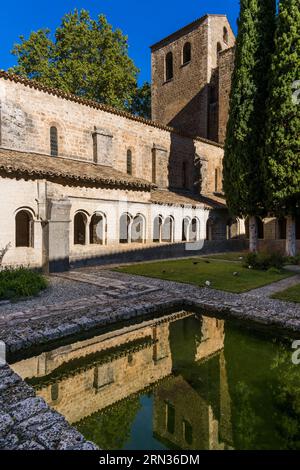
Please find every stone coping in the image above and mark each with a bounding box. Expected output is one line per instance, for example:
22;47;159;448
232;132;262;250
1;270;300;450
0;364;98;450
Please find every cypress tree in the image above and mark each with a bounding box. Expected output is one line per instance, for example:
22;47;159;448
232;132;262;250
265;0;300;256
223;0;276;251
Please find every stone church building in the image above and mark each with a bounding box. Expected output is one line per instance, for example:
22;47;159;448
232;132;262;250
0;13;290;272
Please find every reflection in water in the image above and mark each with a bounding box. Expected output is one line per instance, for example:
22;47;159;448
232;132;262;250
10;311;300;450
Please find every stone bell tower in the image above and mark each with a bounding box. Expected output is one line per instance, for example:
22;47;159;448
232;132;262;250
151;14;235;143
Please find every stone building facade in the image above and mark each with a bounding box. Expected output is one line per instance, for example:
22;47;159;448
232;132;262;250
0;14;249;272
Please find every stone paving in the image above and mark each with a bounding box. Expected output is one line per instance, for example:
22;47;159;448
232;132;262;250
1;267;300;450
245;274;300;298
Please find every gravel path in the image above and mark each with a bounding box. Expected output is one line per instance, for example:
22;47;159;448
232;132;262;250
0;276;103;315
245;275;300;298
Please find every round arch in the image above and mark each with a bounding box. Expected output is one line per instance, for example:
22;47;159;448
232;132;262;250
74;211;88;245
90;212;107;245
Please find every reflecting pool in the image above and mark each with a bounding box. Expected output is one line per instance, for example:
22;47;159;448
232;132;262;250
10;311;300;450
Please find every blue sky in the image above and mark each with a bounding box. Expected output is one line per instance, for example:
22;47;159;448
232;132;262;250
0;1;239;84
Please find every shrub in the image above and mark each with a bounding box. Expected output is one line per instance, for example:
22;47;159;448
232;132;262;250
284;255;300;266
243;252;284;271
0;268;48;300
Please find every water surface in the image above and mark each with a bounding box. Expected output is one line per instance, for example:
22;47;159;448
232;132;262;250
11;311;300;450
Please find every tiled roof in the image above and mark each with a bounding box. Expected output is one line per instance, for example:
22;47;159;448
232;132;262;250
0;70;223;149
150;189;227;209
0;148;154;191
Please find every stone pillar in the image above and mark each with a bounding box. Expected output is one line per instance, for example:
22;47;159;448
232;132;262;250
37;181;49;274
249;216;258;253
48;199;72;273
92;127;113;166
286;215;296;257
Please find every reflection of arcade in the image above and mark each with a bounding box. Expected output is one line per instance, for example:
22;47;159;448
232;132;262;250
11;311;233;450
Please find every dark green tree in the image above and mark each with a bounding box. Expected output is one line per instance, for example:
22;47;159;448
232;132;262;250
264;0;300;256
223;0;276;251
130;82;151;119
10;9;147;112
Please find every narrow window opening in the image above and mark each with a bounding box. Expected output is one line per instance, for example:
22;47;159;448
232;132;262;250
182;42;191;64
165;52;173;81
50;126;58;157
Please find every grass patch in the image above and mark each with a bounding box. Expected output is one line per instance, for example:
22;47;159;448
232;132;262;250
116;258;292;293
0;268;48;301
272;284;300;303
202;252;248;262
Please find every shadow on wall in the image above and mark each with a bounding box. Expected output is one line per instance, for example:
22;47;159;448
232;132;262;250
168;77;219;143
169;133;198;193
168;87;210;139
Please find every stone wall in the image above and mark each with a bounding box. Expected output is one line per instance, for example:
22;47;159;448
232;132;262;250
0;176;218;271
0;77;223;193
151;15;235;141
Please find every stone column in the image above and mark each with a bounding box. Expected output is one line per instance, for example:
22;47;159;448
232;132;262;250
249;216;258;253
286;215;296;257
92;127;113;166
37;181;49;274
48;198;72;273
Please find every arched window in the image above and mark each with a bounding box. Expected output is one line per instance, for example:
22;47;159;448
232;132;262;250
90;213;107;245
190;218;199;242
15;210;34;247
51;383;59;402
127;150;132;175
217;42;222;55
206;218;214;241
182;42;191;64
277;217;287;240
74;212;87;245
166;402;175;434
182;217;191;242
131;214;145;244
226;218;239;239
223;27;229;44
183;420;193;445
153;215;163;242
50;126;58;157
152;148;156;184
162;216;174;242
165;52;173;81
120;213;132;243
257;218;264;239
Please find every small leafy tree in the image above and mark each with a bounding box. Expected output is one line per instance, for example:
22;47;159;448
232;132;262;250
10;9;149;113
130;82;151;119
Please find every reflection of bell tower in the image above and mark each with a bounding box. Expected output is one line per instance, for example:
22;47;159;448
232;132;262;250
153;316;233;450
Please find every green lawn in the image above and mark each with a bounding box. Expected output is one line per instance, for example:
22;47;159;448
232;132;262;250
116;258;292;293
202;252;248;262
272;284;300;303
